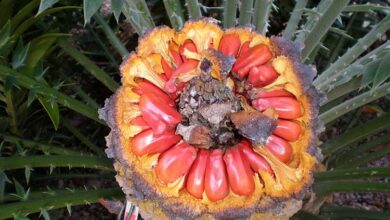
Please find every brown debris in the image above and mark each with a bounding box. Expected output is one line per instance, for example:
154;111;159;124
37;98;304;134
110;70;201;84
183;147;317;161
231;111;277;145
176;124;213;149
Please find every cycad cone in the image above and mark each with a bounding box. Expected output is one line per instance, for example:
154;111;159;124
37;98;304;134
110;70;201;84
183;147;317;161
100;18;323;220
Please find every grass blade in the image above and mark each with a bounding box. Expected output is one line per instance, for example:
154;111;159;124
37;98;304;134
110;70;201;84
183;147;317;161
301;0;349;59
314;181;390;196
319;83;390;124
0;188;122;219
2;134;82;156
321;205;390;220
320;113;390;156
186;0;202;19
315;167;390;181
253;0;274;34
0;155;113;170
13;6;80;38
94;14;128;57
163;0;185;30
283;0;308;40
223;0;237;28
238;0;253;26
0;65;103;124
58;39;119;92
10;0;40;30
315;15;390;85
37;97;60;130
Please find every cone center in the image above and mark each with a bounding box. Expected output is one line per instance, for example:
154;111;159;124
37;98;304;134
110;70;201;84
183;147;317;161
176;59;242;149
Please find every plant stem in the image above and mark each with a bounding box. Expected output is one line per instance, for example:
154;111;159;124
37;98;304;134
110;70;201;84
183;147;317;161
0;65;103;124
327;13;357;65
283;0;308;40
319;83;390;124
295;0;331;43
163;0;185;30
186;0;202;19
238;0;253;26
62;119;104;156
94;14;128;58
2;135;83;156
315;167;390;181
301;0;350;59
58;39;119;92
0;155;113;170
320;113;390;156
223;0;237;28
253;0;273;34
315;14;390;85
0;188;122;219
122;0;155;36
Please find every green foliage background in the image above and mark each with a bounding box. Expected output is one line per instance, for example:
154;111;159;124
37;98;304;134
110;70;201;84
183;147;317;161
0;0;389;219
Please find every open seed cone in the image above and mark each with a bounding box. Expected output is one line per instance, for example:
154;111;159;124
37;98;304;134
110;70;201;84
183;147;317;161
99;18;324;220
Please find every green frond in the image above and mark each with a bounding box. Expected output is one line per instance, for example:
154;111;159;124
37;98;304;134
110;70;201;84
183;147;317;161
283;0;308;40
238;0;254;26
0;155;113;170
163;0;185;30
223;0;237;28
320;113;390;156
301;0;350;59
0;188;122;219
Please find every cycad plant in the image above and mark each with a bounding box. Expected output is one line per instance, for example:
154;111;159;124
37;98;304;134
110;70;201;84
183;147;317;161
0;0;389;219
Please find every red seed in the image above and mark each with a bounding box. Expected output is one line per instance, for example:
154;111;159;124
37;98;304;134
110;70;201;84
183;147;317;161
180;40;197;62
156;142;197;184
204;149;229;202
130;116;150;131
248;62;279;87
139;93;182;135
135;81;175;107
240;142;273;175
265;135;292;163
273;119;301;142
238;41;251;57
252;97;302;119
164;60;198;93
131;129;181;156
218;34;241;57
224;145;255;196
161;58;173;79
253;89;294;99
171;51;182;66
186;149;209;199
232;44;273;79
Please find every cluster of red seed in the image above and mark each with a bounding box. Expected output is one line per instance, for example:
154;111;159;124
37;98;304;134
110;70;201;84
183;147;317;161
124;31;304;202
